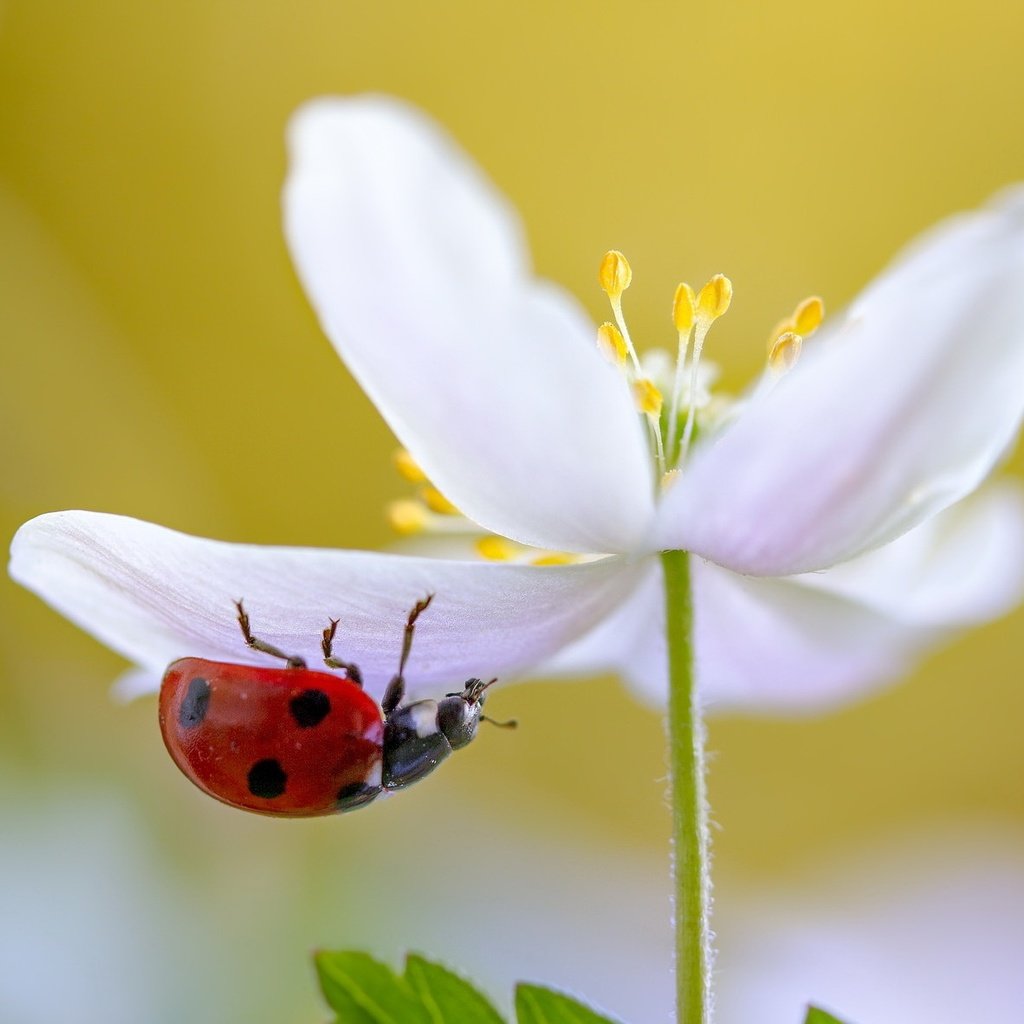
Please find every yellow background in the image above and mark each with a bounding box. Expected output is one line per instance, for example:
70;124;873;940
2;2;1023;1020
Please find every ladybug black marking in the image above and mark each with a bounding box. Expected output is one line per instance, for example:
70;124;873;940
178;677;211;728
158;595;516;817
289;688;331;728
247;758;287;799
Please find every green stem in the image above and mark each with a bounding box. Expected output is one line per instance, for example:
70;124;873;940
661;549;709;1023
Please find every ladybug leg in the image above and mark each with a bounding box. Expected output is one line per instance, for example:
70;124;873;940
321;618;363;686
234;600;306;669
382;593;433;716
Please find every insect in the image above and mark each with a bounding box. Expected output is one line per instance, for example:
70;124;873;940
158;595;513;816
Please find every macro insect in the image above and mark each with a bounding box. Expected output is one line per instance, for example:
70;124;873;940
158;595;513;816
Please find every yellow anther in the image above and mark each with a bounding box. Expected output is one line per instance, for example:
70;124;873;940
420;486;460;516
392;448;427;483
475;536;518;561
599;250;632;298
386;499;429;535
673;283;696;333
697;274;733;321
597;322;629;365
793;295;825;336
767;316;796;352
632;377;663;416
768;330;802;374
530;553;577;567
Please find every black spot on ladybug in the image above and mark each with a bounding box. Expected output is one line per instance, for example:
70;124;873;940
247;758;287;799
289;688;331;728
179;677;211;728
336;780;379;811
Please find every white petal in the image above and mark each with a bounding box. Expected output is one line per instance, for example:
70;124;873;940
797;481;1024;627
539;565;664;700
283;96;653;554
110;666;161;702
656;188;1024;574
548;558;943;712
9;511;644;702
692;562;935;713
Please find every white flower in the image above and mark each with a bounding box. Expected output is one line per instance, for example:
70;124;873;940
9;96;1024;712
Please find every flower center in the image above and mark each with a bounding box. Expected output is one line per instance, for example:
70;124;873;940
596;249;825;481
384;256;826;564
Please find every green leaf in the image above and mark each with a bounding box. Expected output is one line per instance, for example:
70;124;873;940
805;1007;849;1024
404;954;506;1024
515;983;623;1024
315;951;432;1024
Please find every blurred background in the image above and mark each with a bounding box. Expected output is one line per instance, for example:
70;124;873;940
2;2;1023;1022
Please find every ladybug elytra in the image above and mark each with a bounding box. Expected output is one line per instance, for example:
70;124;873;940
158;595;513;816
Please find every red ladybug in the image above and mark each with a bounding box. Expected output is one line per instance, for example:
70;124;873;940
158;595;513;816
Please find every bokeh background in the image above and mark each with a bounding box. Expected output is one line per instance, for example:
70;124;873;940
2;2;1023;1022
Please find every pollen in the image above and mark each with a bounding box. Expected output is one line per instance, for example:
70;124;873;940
475;536;518;561
386;499;429;535
673;283;696;333
793;295;824;335
697;274;733;322
392;448;426;483
768;330;802;374
599;250;632;298
632;377;663;416
768;295;825;352
421;486;460;515
530;553;577;566
597;322;629;365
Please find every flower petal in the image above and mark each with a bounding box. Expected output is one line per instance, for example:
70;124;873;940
283;96;653;554
544;557;958;713
797;481;1024;627
9;511;644;701
539;564;663;696
656;188;1024;574
692;563;934;713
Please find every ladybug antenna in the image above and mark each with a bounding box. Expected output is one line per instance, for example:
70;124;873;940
481;714;518;730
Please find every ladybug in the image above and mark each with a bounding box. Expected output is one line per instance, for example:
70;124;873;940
158;595;513;816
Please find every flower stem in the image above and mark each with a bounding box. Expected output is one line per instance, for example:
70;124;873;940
660;549;710;1023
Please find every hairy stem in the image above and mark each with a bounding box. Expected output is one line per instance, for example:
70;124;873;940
661;549;710;1022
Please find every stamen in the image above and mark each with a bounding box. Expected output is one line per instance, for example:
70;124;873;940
597;322;629;365
530;553;577;566
420;486;460;515
475;536;518;561
632;378;663;416
392;448;426;483
474;536;579;566
680;274;733;463
667;282;697;457
767;295;825;352
697;274;733;321
598;250;632;298
768;330;802;374
596;250;666;477
599;250;643;375
793;295;824;335
387;499;429;535
387;500;473;536
673;282;697;333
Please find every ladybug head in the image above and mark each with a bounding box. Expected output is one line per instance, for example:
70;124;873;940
438;677;514;749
